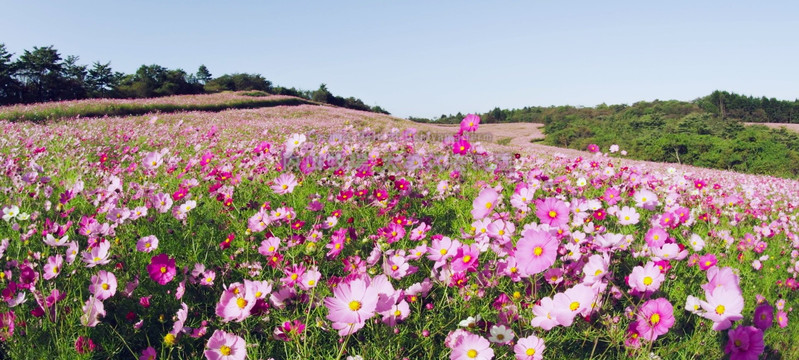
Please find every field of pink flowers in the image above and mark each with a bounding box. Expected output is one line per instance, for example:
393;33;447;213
0;100;797;359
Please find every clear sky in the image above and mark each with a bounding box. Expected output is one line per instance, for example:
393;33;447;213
2;1;797;118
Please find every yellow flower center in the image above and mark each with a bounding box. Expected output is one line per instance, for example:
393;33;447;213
440;248;448;255
220;345;232;355
526;348;536;356
467;349;478;358
570;301;580;311
510;267;517;273
715;305;725;315
349;301;362;311
533;246;543;256
548;210;557;218
102;283;109;290
394;310;402;316
236;298;248;309
291;274;298;280
308;280;316;286
52;267;59;273
462;255;472;263
160;266;167;273
268;246;275;252
643;276;653;286
93;257;101;262
650;313;660;325
594;269;602;276
163;333;176;346
734;340;741;348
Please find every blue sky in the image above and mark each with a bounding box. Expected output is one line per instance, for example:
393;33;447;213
2;1;797;118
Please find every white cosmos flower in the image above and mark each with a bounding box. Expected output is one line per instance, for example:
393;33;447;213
488;324;515;344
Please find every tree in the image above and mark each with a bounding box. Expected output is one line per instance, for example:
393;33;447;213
312;83;332;103
61;55;88;100
204;73;271;93
0;43;22;105
16;45;65;102
87;62;120;97
196;65;212;85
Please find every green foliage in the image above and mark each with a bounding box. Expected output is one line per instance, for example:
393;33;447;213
0;44;391;115
204;73;272;93
541;104;799;178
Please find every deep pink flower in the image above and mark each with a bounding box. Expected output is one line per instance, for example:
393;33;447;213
460;114;480;133
698;254;718;270
452;138;472;155
724;326;764;360
451;244;480;273
147;253;176;285
636;298;675;341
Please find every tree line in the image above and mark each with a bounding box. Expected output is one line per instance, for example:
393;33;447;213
0;44;388;114
411;91;799;125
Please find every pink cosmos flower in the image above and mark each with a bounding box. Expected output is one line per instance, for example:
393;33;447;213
136;235;159;253
636;298;675;341
644;227;669;248
450;332;494;360
147;253;176;285
514;334;545;360
451;244;480;273
471;188;499;220
628;261;665;295
701;266;740;295
89;270;117;300
80;296;105;327
700;287;744;331
535;198;569;227
698;253;718;270
142;151;163;170
271;173;298;195
299;268;321;291
81;240;111;267
216;282;257;323
724;326;764;360
460;114;480;133
776;310;788;328
515;229;558;277
204;329;246;360
324;278;378;335
43;255;63;280
139;346;156;360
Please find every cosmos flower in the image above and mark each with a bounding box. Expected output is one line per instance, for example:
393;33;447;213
515;229;558;277
450;332;493;360
204;330;247;360
724;326;764;360
147;253;176;285
471;188;499;220
636;298;675;341
535;197;569;227
324;278;378;335
514;334;545;360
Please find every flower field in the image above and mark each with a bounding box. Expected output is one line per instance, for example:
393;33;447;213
0;98;797;359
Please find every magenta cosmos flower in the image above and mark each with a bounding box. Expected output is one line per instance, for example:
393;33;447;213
460;114;480;133
450;332;493;360
452;138;472;155
724;326;764;360
628;261;665;295
636;298;675;341
324;278;378;335
534;198;569;227
753;302;773;331
515;229;559;277
147;253;176;285
471;188;499;220
204;329;246;360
